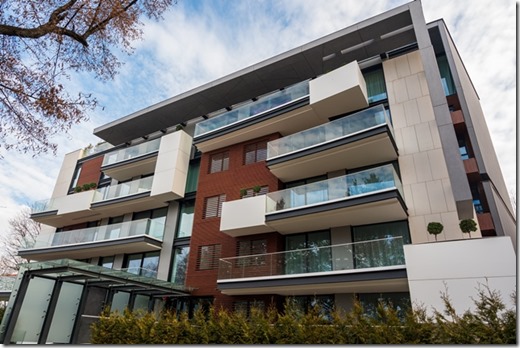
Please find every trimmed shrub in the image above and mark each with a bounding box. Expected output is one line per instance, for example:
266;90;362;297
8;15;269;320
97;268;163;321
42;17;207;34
89;288;516;344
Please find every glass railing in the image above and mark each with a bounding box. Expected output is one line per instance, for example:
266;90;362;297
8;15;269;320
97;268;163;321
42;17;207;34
194;80;310;137
82;142;114;158
266;164;402;213
22;218;165;249
218;237;404;280
31;198;56;214
267;104;391;159
102;138;161;167
92;176;153;203
120;267;158;279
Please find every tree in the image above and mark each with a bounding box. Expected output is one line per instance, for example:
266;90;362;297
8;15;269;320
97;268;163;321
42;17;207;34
427;222;444;242
459;219;477;239
0;0;175;156
0;207;41;275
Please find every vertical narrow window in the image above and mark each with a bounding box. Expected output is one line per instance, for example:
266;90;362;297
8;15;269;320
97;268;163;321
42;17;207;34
197;244;221;270
363;66;387;103
185;159;200;192
436;54;456;96
244;140;268;164
203;194;226;218
170;246;190;285
209;151;229;173
177;200;195;238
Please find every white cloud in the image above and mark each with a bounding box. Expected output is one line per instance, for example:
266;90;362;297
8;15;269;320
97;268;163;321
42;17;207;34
0;0;515;245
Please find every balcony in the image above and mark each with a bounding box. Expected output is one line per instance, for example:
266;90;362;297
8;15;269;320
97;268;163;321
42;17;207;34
18;219;164;261
101;138;161;181
265;164;407;234
266;105;397;182
220;195;275;237
31;190;96;227
217;237;407;296
194;80;322;153
31;131;191;227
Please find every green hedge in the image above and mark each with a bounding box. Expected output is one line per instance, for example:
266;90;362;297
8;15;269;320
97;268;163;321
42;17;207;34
90;286;516;344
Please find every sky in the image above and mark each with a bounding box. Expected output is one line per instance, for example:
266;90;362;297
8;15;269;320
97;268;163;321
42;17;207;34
0;0;516;243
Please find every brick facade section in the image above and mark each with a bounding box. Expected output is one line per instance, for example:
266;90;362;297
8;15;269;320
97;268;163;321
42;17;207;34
186;133;284;308
77;155;103;188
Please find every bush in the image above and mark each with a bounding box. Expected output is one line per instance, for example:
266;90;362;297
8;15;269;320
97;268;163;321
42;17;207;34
427;222;444;241
90;288;516;344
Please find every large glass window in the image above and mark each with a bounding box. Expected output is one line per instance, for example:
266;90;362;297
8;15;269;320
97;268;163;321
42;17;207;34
170;246;190;285
285;295;335;320
286;175;328;208
358;292;410;319
285;230;331;274
237;239;267;266
132;207;167;239
177;200;195;238
124;251;160;278
98;256;114;269
436;54;456;96
352;221;410;269
363;66;387;103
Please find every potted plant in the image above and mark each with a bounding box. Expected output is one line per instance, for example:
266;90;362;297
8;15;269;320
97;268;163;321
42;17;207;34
239;188;247;198
459;218;477;238
427;222;444;241
89;182;98;190
252;185;261;195
74;186;83;193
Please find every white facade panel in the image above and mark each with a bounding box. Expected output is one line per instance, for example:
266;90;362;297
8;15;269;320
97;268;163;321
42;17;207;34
404;237;516;315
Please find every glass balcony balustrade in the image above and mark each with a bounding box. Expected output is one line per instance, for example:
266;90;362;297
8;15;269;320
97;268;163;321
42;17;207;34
82;142;114;158
102;138;161;167
194;80;310;137
31;198;57;214
22;218;165;250
266;164;402;213
92;176;153;203
267;104;391;159
120;267;158;279
218;237;404;280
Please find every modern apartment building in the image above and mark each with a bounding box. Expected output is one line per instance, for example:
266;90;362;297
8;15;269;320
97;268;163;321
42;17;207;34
0;1;516;344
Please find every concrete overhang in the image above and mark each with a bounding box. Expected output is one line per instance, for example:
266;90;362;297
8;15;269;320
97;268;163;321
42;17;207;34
93;3;417;145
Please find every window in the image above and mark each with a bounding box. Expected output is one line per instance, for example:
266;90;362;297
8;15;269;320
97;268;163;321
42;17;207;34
237;239;267;266
203;194;226;218
244;141;267;164
285;230;331;274
209;151;229;173
436;54;456;96
70;164;82;192
362;66;387;103
98;256;114;269
177;200;195;238
358;292;410;320
185;159;200;192
131;207;167;239
124;251;160;278
352;221;410;269
234;300;265;316
170;246;190;285
197;244;221;270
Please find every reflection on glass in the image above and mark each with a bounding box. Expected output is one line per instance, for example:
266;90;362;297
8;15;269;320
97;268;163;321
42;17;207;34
266;164;401;213
170;246;190;285
194;80;309;137
267;104;390;159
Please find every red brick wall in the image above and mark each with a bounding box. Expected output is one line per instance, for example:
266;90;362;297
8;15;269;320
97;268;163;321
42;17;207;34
186;133;283;308
77;156;103;188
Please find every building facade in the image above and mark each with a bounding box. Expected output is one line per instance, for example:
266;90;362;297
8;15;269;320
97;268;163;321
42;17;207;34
0;1;516;344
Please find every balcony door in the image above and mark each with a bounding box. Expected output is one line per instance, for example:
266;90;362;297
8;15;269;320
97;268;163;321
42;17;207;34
285;230;331;275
